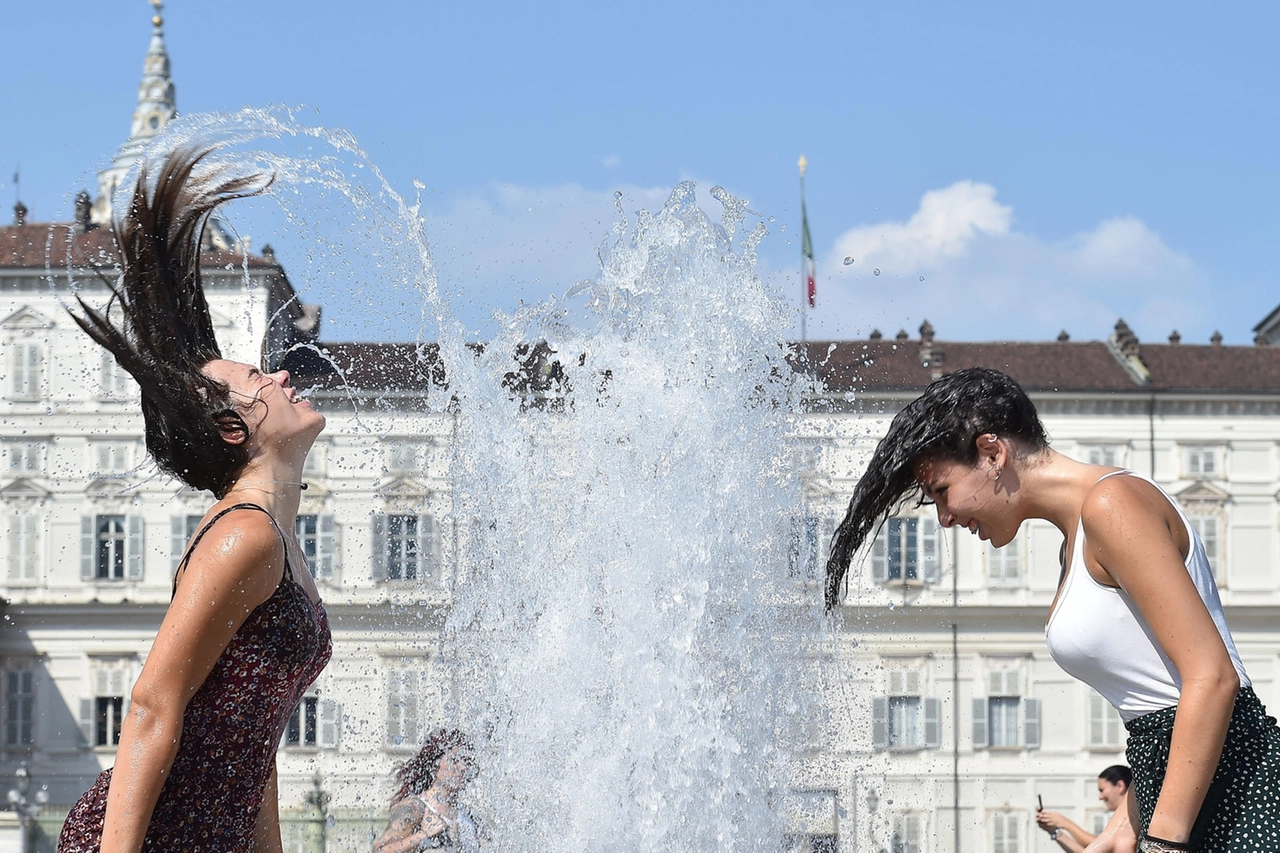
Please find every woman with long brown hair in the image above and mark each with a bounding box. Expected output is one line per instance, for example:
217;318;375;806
57;145;331;852
373;728;481;853
826;367;1280;853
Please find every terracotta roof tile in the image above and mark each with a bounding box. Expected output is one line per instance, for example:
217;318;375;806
0;222;275;270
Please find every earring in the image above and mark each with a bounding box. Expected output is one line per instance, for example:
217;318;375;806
988;465;1002;482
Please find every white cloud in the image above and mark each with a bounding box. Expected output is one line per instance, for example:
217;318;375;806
602;154;621;169
803;181;1211;343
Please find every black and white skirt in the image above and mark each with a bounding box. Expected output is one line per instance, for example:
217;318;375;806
1126;686;1280;852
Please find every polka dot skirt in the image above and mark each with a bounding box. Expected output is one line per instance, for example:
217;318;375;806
1126;686;1280;852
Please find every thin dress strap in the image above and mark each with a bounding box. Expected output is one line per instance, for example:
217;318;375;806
172;503;292;597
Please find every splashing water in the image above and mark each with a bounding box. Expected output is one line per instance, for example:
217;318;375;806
442;183;812;850
120;109;820;850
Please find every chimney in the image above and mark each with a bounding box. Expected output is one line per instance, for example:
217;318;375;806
919;320;935;346
74;191;93;234
1057;330;1070;342
1169;330;1181;345
869;329;883;341
1211;331;1223;347
13;200;27;226
261;243;277;263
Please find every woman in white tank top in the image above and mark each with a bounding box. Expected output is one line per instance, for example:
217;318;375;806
825;367;1280;853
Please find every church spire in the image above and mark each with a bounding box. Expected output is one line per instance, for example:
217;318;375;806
92;0;178;225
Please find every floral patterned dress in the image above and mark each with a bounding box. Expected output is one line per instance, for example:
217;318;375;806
58;504;333;852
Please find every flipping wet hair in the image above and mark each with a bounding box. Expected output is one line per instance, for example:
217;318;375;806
69;145;272;498
824;367;1048;609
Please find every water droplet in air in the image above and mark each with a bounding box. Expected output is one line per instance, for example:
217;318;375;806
873;268;881;276
614;191;623;200
843;257;854;266
919;276;925;282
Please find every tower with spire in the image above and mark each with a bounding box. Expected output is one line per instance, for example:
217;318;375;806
91;0;177;226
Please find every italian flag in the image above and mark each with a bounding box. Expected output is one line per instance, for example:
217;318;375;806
801;197;816;308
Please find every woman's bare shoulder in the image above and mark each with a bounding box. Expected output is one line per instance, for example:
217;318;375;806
176;506;284;600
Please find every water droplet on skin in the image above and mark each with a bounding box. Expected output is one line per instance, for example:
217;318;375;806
843;257;854;266
874;268;881;276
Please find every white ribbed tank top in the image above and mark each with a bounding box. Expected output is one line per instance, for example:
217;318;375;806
1044;470;1248;722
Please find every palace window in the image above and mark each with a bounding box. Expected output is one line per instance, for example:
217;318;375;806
372;513;440;583
386;660;423;748
1184;446;1219;478
4;666;36;747
871;517;941;584
987;540;1021;584
81;660;132;748
9;343;43;400
7;513;41;582
974;670;1040;749
1087;689;1124;748
992;812;1022;853
872;668;941;751
82;515;144;582
296;514;339;581
6;441;43;474
1084;445;1122;467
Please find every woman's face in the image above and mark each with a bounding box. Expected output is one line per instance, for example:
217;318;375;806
435;746;474;794
1097;778;1127;810
914;443;1018;547
203;360;325;451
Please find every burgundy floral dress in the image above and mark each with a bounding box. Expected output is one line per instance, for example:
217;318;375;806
58;504;332;853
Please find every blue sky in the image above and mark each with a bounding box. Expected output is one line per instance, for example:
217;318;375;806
4;1;1278;344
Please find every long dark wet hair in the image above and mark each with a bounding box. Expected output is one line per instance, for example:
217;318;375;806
69;145;272;498
393;728;474;802
824;367;1049;609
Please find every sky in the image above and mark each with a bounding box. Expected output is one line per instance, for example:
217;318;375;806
3;1;1279;345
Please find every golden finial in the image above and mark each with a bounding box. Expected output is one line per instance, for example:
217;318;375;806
798;155;808;178
151;0;163;27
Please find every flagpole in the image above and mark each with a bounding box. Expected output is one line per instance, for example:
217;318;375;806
798;155;808;352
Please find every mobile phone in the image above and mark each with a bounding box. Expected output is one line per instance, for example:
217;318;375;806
1038;795;1044;810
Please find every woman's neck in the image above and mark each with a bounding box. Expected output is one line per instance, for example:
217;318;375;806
1015;449;1111;536
222;460;305;522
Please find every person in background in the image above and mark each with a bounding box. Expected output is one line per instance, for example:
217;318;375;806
1038;766;1134;852
373;728;482;853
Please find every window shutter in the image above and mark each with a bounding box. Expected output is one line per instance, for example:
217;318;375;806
972;697;988;748
871;525;888;582
872;697;889;749
78;698;94;747
81;516;95;581
320;698;340;748
170;516;187;574
925;698;942;748
920;517;941;583
371;514;387;581
126;516;144;580
318;515;338;581
419;514;440;582
1023;697;1042;749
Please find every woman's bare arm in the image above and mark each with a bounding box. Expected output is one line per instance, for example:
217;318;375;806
1084;792;1138;853
372;798;429;853
251;760;283;853
1084;480;1239;845
100;511;285;853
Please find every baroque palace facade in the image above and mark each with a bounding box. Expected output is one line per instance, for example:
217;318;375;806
7;8;1280;853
